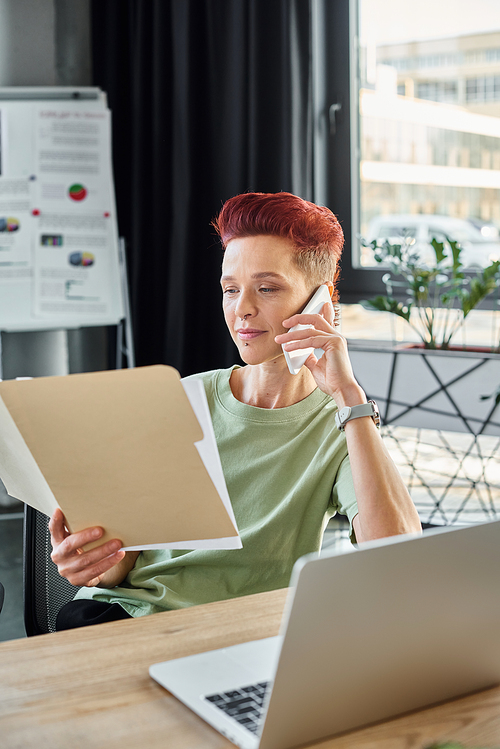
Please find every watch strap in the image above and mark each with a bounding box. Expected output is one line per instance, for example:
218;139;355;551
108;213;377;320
335;400;381;431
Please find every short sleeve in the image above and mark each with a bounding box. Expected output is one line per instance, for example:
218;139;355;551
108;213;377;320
330;454;358;543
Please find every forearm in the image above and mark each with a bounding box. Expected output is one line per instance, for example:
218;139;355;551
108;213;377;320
338;386;422;543
278;318;421;541
95;550;140;589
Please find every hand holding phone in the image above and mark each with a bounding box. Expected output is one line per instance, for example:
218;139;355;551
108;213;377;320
282;284;334;375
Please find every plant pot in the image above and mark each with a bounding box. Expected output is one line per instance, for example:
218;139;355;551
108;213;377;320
348;340;500;436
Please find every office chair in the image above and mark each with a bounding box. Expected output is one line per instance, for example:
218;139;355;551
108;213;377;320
0;581;4;616
23;505;80;636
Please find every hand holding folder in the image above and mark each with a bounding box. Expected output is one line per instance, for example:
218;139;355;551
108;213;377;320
0;366;241;551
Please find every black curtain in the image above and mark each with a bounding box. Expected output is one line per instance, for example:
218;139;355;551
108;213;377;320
91;0;314;376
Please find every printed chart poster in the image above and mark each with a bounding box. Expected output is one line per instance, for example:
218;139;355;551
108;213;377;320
0;177;33;282
33;106;112;211
33;211;116;318
31;104;121;320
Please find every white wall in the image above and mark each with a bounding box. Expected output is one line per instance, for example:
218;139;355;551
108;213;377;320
0;0;57;86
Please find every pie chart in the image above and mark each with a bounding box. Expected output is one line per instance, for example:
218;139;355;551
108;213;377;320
69;251;95;267
68;183;88;202
0;217;20;232
7;217;20;232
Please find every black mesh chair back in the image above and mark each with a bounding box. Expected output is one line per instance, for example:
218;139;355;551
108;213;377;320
23;505;80;636
0;581;4;615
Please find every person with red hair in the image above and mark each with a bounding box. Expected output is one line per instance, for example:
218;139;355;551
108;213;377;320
50;192;421;629
213;191;344;301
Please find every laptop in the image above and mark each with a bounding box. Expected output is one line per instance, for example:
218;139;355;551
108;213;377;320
149;519;500;749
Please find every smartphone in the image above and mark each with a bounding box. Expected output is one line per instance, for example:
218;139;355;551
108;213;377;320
282;284;333;375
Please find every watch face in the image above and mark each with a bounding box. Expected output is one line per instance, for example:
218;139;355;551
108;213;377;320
369;400;381;428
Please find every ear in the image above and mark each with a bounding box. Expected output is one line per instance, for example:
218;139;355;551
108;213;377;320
326;281;335;299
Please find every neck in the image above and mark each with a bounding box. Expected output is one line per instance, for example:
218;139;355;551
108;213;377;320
230;358;317;408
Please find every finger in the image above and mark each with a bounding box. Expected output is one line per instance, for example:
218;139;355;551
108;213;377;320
52;535;122;573
62;537;123;569
303;352;319;371
280;334;335;353
282;312;334;330
54;538;123;577
70;549;126;588
322;301;336;327
276;325;334;344
49;508;70;545
85;577;102;588
55;525;105;556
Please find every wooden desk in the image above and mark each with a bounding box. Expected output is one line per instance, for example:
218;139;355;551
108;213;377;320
1;589;500;749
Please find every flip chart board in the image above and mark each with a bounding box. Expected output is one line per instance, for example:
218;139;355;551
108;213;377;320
0;87;124;331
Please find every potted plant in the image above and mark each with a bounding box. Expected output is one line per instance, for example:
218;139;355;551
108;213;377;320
361;234;500;351
345;235;500;436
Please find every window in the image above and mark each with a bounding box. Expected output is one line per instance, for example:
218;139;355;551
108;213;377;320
416;81;458;104
321;0;500;301
466;76;500;102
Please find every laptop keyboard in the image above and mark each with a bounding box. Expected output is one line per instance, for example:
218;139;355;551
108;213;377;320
204;681;271;735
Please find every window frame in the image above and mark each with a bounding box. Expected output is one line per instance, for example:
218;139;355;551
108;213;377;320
319;0;500;308
320;0;385;303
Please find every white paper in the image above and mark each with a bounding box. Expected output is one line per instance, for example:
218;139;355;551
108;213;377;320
0;101;124;330
124;378;242;550
33;107;112;211
0;177;34;281
0;394;59;517
30;105;122;320
32;210;116;317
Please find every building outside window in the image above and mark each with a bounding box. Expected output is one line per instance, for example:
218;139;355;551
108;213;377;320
356;0;500;270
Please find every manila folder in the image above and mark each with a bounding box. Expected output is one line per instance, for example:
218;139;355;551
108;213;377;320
0;365;239;549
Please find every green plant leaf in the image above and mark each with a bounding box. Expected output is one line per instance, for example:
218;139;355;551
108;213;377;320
461;265;499;317
360;296;411;322
449;240;463;273
483;259;500;281
430;237;447;264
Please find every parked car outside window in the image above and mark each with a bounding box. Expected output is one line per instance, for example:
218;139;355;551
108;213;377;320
365;214;500;268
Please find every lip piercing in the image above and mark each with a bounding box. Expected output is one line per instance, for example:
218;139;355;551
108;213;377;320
241;314;250;345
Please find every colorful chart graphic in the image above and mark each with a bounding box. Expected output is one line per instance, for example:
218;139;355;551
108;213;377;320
68;183;88;202
41;234;63;246
0;217;20;232
69;251;95;267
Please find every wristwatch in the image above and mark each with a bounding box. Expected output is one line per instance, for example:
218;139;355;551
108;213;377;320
335;399;381;431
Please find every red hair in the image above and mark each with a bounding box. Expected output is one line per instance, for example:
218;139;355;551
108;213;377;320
212;192;343;301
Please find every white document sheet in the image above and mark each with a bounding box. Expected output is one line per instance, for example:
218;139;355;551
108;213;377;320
31;104;123;321
0;177;34;281
0;394;59;516
33;211;116;318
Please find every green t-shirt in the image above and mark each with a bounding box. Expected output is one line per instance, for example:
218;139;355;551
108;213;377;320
76;366;358;617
